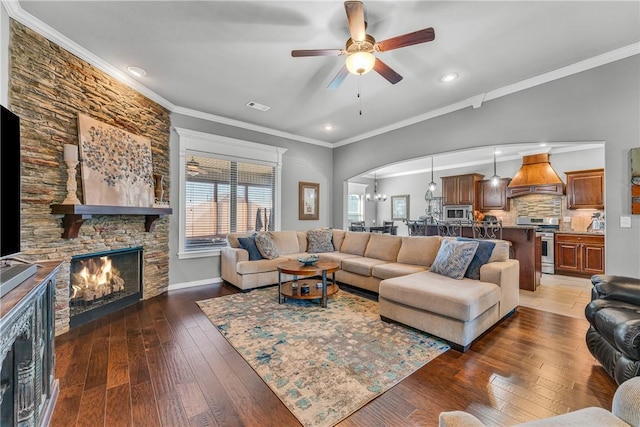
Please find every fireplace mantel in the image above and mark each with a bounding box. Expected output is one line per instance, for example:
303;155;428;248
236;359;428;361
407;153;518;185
51;204;172;238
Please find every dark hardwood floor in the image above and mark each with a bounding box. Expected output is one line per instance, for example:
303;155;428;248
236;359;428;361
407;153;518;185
51;282;617;427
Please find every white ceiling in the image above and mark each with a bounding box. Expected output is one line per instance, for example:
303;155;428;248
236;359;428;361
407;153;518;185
9;1;639;151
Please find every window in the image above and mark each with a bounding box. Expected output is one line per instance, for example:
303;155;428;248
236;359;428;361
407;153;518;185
347;194;364;222
176;128;287;258
347;182;368;223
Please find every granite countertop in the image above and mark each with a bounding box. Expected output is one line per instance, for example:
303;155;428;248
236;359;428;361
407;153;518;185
554;229;605;236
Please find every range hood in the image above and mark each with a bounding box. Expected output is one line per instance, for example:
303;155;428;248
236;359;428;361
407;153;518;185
506;153;565;198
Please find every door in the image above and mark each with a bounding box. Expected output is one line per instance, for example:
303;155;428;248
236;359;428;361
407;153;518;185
555;241;580;272
442;177;458;206
582;243;605;274
566;169;604;209
478;179;510;211
457;175;476;205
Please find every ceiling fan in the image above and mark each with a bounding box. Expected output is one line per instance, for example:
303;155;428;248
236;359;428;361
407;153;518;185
291;1;435;90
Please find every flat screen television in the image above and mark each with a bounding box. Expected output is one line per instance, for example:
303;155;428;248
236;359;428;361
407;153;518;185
1;105;37;296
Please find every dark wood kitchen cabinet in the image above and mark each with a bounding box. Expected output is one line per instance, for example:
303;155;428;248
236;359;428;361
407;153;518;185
555;233;605;277
442;173;484;206
477;178;511;211
565;168;604;210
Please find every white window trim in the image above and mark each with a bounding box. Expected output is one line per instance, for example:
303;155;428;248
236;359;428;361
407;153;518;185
175;127;287;259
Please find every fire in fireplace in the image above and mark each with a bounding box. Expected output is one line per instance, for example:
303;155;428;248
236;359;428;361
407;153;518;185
69;246;143;328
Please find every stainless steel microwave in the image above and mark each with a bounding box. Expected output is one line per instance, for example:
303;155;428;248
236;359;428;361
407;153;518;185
443;205;473;222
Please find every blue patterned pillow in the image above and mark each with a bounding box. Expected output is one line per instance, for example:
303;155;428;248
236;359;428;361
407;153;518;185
238;234;263;261
430;239;479;280
307;229;334;253
255;233;279;259
457;237;496;280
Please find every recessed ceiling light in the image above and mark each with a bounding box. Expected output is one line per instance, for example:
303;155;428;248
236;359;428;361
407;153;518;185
440;73;458;83
323;124;333;131
539;143;548;147
495;150;502;155
126;66;147;77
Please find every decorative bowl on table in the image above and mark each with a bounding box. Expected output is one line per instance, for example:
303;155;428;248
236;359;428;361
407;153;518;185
297;255;319;266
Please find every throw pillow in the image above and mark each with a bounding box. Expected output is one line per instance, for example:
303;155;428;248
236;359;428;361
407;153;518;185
237;234;263;261
255;233;279;259
457;237;496;280
430;239;479;280
307;229;334;253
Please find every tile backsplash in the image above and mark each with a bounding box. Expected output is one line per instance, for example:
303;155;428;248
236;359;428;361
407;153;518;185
483;194;603;230
514;195;562;217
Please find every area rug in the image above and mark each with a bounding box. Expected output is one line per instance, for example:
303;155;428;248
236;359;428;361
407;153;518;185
197;287;449;427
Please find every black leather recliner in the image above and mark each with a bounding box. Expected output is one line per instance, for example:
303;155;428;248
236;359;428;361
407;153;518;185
585;275;640;384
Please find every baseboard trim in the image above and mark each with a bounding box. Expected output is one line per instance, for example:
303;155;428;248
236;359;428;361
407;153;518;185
168;277;222;291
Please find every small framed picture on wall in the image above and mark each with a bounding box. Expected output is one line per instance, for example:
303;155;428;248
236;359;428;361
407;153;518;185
391;195;410;220
299;182;319;220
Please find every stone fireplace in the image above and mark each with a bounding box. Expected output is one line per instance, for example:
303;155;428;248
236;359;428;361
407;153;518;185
69;246;143;328
9;20;171;335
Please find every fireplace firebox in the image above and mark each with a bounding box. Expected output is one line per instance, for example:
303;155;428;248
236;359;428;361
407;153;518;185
69;246;143;328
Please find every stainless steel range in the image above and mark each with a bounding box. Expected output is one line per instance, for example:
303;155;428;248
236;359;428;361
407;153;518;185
516;217;560;274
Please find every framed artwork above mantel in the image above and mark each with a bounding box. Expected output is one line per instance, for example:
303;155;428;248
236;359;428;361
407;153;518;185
77;113;155;207
299;182;319;220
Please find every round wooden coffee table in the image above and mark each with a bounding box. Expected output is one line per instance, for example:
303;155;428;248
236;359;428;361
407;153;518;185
277;260;340;308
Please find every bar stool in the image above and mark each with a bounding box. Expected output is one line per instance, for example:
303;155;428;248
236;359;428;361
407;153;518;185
435;220;463;237
472;220;514;258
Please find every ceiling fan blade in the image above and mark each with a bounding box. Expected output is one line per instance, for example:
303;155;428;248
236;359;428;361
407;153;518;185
292;49;343;57
376;27;435;52
373;59;403;84
327;65;350;90
345;1;366;42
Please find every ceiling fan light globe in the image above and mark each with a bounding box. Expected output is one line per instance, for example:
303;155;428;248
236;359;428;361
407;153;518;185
346;51;375;75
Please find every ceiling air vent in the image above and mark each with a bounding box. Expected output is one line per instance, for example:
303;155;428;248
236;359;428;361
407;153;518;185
245;101;270;112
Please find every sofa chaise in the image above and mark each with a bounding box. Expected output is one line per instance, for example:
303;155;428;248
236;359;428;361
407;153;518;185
221;229;519;351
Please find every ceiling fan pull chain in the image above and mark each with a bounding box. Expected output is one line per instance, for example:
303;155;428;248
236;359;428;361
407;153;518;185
358;77;363;116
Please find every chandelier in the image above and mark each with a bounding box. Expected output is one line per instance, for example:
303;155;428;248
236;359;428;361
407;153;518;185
366;171;387;202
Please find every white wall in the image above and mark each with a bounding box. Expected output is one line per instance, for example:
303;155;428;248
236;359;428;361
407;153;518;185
168;112;333;286
333;56;640;277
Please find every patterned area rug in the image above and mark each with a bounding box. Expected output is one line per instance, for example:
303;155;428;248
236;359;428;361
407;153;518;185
197;287;449;427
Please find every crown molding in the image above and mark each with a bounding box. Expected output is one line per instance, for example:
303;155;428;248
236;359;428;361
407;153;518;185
3;0;638;151
334;42;639;148
2;0;331;148
171;105;332;148
2;0;176;111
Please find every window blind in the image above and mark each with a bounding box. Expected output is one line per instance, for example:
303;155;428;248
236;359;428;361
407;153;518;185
185;155;275;251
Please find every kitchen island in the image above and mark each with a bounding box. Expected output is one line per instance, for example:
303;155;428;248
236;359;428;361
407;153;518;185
424;225;540;291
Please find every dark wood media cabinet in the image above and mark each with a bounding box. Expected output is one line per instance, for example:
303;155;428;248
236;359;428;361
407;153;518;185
0;262;60;426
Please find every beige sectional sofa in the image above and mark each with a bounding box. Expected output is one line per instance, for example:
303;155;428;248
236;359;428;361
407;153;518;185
221;230;519;351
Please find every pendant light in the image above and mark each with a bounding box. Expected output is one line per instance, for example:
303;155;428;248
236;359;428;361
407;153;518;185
366;171;387;202
428;157;437;192
490;148;500;187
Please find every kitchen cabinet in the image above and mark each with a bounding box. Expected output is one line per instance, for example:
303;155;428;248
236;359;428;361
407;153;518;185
565;168;604;209
555;233;605;277
442;173;484;206
477;178;511;211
